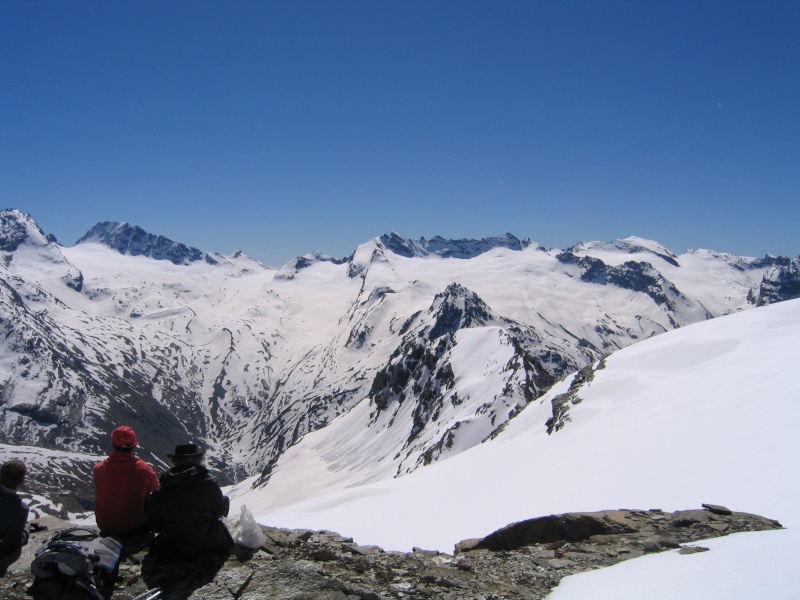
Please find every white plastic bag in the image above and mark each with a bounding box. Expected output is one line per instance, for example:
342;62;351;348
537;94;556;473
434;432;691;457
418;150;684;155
228;505;266;549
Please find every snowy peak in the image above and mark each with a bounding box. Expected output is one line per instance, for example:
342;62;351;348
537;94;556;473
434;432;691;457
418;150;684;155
275;251;347;279
362;282;555;475
0;209;56;252
0;209;82;291
377;233;427;258
426;283;494;340
76;221;218;266
379;232;535;259
348;232;536;280
571;236;680;267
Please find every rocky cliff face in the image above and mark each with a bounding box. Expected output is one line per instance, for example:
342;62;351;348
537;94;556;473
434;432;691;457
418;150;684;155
0;505;781;600
753;258;800;306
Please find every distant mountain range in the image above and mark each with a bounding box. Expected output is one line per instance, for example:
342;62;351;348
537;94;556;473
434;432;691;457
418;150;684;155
0;208;797;514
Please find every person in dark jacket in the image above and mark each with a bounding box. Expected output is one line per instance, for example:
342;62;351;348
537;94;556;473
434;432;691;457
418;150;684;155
0;459;29;576
145;444;233;557
93;426;159;539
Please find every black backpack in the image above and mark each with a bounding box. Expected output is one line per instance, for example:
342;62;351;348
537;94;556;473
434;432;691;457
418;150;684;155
31;526;122;600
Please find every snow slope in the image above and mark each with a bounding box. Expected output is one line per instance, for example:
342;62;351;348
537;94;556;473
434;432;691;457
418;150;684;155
230;298;800;598
2;209;797;516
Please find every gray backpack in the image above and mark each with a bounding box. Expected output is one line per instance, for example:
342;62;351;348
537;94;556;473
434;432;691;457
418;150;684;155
31;526;122;600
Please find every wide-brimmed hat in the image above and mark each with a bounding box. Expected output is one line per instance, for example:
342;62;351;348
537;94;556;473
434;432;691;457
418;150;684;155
167;443;205;459
111;426;137;448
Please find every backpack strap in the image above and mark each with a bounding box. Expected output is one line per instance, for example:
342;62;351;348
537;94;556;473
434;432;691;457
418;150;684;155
51;526;101;543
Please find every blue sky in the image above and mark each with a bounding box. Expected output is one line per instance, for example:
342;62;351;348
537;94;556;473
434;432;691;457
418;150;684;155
2;1;798;266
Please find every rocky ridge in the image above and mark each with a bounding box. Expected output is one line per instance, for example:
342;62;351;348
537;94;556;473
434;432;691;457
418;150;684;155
76;222;218;266
0;505;782;600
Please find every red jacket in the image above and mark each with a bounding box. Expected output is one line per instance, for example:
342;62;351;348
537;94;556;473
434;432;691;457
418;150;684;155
93;451;159;535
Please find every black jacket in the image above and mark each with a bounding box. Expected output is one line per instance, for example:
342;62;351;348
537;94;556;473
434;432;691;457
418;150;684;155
145;465;233;556
0;486;29;575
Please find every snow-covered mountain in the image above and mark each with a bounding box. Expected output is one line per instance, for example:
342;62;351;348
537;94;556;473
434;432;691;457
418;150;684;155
0;208;797;514
235;295;800;600
76;221;219;266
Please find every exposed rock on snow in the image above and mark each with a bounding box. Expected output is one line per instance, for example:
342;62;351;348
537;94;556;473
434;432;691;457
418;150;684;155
753;258;800;306
453;506;779;554
0;506;780;600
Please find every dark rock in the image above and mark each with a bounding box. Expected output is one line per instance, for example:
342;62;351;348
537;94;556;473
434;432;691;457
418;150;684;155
459;511;638;552
671;509;711;527
642;541;662;553
702;503;733;515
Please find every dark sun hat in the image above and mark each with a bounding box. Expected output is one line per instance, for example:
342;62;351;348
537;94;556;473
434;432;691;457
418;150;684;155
167;443;205;459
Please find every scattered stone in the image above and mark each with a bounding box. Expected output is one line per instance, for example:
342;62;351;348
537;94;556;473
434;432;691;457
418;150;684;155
642;541;662;553
343;544;383;556
679;545;711;555
547;558;574;569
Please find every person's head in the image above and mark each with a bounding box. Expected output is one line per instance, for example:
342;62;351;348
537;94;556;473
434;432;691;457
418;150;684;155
167;443;205;470
0;459;27;490
111;426;137;452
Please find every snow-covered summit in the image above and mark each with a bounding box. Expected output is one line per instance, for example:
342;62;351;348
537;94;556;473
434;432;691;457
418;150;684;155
344;232;539;280
0;209;83;290
0;209;57;251
570;236;680;267
77;221;218;266
274;250;348;279
379;232;536;259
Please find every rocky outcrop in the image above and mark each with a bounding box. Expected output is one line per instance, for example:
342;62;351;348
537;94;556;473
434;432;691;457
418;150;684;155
753;259;800;306
0;505;782;600
545;357;606;434
556;252;701;320
454;504;780;553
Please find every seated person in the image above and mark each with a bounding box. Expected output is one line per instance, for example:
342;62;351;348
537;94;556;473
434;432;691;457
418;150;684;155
93;426;159;542
145;444;233;557
0;460;29;576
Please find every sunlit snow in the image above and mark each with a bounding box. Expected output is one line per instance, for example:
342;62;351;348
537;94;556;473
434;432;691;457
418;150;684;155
231;298;800;599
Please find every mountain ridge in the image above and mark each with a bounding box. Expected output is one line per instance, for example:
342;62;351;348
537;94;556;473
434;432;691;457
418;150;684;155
77;221;221;266
0;208;798;515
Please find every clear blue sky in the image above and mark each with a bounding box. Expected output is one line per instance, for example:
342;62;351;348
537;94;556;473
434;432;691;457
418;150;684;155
2;1;798;266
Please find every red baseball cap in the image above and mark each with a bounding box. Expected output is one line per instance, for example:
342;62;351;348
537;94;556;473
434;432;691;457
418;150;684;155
111;426;137;448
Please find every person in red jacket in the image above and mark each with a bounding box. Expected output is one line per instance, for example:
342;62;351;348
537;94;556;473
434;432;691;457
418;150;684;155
93;426;159;540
